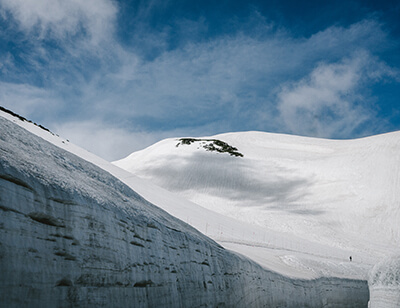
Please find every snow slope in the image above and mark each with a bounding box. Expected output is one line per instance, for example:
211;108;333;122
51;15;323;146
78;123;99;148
114;132;400;281
0;110;370;306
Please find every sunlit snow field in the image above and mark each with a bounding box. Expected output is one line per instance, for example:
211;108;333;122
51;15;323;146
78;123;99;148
2;109;399;306
113;130;400;281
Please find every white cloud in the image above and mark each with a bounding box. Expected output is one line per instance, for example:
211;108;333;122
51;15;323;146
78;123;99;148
305;19;389;55
53;120;212;161
0;52;15;73
93;20;392;128
0;81;57;117
276;52;395;138
53;120;155;161
0;12;397;159
0;0;117;44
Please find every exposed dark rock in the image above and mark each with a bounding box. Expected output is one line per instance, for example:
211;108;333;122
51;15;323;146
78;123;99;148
176;138;244;157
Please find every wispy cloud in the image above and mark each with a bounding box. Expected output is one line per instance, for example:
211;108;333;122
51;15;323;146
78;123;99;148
92;19;393;131
0;0;398;160
0;81;57;116
0;0;117;44
53;120;159;161
276;51;397;138
53;119;217;161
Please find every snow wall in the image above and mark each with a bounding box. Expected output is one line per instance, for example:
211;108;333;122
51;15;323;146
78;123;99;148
369;254;400;307
0;116;369;307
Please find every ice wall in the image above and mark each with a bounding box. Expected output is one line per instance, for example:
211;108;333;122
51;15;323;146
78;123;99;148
0;116;369;307
369;254;400;307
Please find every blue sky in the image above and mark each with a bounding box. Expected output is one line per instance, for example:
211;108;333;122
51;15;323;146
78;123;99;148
0;0;399;160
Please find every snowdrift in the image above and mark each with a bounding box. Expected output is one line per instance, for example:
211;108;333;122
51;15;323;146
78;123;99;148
114;131;400;270
0;112;369;306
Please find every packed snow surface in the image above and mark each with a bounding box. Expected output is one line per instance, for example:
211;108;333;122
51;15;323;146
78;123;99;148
0;110;370;306
114;131;400;281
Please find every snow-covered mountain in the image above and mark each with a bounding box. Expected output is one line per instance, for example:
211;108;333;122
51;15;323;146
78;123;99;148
114;131;400;305
4;106;400;306
0;109;371;306
114;132;400;258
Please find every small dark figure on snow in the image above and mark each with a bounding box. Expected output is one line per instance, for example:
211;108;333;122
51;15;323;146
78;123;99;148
349;256;352;262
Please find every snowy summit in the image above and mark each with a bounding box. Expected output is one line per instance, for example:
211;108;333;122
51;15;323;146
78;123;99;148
114;130;400;304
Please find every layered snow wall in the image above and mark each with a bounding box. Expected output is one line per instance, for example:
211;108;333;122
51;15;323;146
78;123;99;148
369;254;400;307
0;115;369;307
